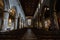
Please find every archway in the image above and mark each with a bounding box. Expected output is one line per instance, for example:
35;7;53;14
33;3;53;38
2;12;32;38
8;7;17;30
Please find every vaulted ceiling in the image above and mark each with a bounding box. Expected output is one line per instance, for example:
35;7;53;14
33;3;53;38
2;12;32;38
19;0;39;16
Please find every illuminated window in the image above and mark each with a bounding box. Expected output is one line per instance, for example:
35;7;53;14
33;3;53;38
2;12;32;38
27;19;31;25
44;19;51;28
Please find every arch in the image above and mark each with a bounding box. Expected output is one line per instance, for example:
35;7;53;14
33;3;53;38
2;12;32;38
8;6;18;30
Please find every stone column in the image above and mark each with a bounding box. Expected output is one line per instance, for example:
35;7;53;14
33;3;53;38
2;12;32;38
40;0;45;29
19;14;21;29
23;20;24;28
38;0;41;29
42;13;45;29
19;17;21;29
17;17;19;29
53;0;59;30
17;14;21;29
14;13;18;30
21;18;23;28
20;18;22;29
2;12;9;32
54;12;59;30
49;0;55;30
19;16;20;29
14;17;18;30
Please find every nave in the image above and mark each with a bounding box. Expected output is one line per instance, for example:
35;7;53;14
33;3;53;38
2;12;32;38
0;0;60;40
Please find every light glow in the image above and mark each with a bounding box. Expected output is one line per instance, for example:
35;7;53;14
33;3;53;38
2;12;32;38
28;19;31;25
9;19;12;26
38;3;40;8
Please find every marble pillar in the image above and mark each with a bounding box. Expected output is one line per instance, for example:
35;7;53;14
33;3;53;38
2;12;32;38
2;12;9;32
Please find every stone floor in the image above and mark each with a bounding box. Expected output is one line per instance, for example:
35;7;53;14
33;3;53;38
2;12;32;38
0;28;60;40
21;29;37;40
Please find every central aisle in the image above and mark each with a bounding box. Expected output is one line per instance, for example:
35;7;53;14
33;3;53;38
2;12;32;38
21;29;37;40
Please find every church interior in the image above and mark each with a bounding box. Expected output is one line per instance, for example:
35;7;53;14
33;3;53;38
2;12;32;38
0;0;60;40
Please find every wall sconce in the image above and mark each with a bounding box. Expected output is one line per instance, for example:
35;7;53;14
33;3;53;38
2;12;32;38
27;19;31;25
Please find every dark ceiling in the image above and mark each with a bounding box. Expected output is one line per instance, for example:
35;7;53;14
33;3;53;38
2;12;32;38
55;0;60;18
56;0;60;12
19;0;39;16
